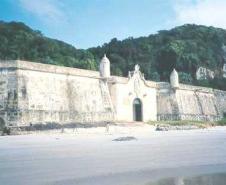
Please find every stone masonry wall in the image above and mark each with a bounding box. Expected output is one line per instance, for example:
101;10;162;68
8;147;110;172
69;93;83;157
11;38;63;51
157;83;222;121
17;70;114;126
1;60;226;126
0;60;114;126
0;67;18;126
214;90;226;117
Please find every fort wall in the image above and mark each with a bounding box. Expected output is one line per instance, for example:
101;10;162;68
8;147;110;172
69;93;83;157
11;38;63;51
157;83;223;121
0;66;18;126
0;60;114;126
0;59;226;127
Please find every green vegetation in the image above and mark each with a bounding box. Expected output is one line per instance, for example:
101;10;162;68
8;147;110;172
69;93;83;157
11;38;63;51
1;21;226;90
148;120;214;128
0;21;97;70
148;119;226;128
217;117;226;126
2;127;10;135
89;24;226;90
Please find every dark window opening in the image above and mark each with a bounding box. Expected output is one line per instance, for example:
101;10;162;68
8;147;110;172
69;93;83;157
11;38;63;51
14;90;17;100
133;98;143;122
21;88;27;99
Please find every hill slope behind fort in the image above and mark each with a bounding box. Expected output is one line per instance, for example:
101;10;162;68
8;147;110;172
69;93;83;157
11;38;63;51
1;21;226;89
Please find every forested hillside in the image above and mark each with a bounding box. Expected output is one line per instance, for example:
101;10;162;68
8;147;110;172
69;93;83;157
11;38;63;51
0;21;97;70
89;24;226;89
1;21;226;89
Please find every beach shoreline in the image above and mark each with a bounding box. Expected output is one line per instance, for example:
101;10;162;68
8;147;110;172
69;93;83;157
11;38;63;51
0;126;226;185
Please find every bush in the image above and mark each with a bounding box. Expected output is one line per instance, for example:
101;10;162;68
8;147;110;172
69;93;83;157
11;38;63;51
2;127;10;135
31;122;62;130
179;72;193;84
217;118;226;126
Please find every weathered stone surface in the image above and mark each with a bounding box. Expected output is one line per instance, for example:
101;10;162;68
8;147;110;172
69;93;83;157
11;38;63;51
108;65;157;122
223;64;226;78
0;60;114;126
196;67;214;80
157;83;225;121
0;59;226;127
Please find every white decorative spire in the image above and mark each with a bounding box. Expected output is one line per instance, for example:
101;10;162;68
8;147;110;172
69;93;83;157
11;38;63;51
134;64;140;72
170;68;179;89
99;54;110;78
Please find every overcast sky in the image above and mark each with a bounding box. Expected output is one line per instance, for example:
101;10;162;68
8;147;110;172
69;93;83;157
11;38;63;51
1;0;226;49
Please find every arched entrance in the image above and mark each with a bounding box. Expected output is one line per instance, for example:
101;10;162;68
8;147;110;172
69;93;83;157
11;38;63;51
133;98;142;121
0;117;5;130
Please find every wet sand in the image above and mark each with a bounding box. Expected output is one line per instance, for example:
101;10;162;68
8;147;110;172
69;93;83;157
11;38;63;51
0;127;226;185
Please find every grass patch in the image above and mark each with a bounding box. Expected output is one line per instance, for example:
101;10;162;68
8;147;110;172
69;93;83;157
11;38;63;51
148;120;216;129
0;127;11;136
217;118;226;126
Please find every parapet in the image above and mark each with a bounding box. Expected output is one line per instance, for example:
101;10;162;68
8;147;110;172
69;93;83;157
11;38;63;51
0;60;100;78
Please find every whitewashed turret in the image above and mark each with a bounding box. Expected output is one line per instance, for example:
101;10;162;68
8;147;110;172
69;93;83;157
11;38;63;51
99;54;110;78
170;68;179;89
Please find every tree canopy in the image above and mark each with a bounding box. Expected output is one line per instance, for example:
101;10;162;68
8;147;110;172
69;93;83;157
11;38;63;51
0;21;97;70
1;21;226;90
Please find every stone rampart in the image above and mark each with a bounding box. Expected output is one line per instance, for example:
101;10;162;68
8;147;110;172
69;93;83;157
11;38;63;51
0;60;114;127
1;59;226;127
157;83;222;121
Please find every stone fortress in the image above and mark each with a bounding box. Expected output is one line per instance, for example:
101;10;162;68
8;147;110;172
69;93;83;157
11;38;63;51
0;54;226;128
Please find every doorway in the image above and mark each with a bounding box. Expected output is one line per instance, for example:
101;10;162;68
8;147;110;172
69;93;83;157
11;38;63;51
133;98;142;121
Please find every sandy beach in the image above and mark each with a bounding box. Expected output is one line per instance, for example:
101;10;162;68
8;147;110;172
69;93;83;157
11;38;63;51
0;125;226;185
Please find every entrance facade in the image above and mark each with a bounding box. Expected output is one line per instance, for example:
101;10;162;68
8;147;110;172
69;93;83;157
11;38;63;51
133;98;142;121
